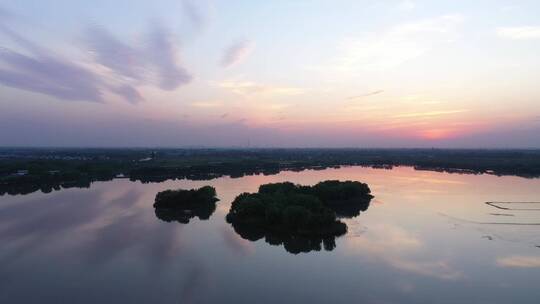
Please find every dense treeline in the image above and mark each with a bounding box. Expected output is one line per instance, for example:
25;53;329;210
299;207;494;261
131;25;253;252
2;148;540;195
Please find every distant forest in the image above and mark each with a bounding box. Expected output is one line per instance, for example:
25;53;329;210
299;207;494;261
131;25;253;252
1;148;540;195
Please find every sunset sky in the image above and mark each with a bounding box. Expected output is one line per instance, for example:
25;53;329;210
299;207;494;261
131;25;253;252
1;0;539;147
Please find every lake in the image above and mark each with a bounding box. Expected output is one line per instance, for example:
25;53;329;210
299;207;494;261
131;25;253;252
1;166;540;303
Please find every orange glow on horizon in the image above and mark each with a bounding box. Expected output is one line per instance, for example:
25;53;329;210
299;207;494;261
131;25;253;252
418;128;458;140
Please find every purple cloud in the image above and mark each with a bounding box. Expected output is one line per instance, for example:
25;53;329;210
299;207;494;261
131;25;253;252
85;26;143;81
110;84;144;104
0;9;191;104
0;44;104;103
145;25;192;90
85;24;192;91
182;0;206;30
221;40;254;68
0;15;108;102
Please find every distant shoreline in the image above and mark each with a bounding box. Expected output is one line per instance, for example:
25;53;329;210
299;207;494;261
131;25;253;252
2;148;540;196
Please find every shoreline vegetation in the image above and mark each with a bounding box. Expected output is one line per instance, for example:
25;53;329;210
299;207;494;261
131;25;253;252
1;148;540;195
226;180;373;254
153;186;219;224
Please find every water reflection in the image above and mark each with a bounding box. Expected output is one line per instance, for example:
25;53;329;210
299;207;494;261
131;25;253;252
230;221;339;254
154;201;217;224
344;223;463;280
497;255;540;268
0;179;91;196
1;167;540;303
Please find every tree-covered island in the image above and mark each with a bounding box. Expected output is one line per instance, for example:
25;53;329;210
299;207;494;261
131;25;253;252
226;180;373;253
153;186;219;223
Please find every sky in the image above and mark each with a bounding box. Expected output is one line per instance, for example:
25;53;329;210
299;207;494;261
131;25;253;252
0;0;539;148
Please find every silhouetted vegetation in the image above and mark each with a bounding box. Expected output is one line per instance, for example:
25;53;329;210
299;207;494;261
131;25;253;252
310;180;373;218
2;147;540;195
230;222;339;254
153;186;219;224
226;180;373;254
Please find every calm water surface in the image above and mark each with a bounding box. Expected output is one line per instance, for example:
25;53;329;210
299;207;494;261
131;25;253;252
1;166;540;303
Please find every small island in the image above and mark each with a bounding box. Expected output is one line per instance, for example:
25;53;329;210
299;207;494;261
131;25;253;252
153;186;219;223
226;180;373;253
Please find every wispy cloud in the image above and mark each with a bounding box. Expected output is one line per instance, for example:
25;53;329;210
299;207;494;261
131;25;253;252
85;26;143;81
0;28;105;102
0;11;192;104
348;90;384;100
110;84;144;104
85;24;192;91
321;14;464;72
497;26;540;40
393;109;469;119
182;0;206;30
221;40;255;68
0;11;107;103
145;25;192;90
218;80;304;96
